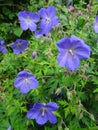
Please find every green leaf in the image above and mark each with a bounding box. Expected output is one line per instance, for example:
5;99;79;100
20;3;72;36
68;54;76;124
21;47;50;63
14;27;23;37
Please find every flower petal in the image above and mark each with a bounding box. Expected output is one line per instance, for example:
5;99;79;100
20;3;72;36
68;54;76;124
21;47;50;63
57;38;71;52
14;77;24;88
93;22;98;33
27;108;40;119
34;30;44;39
52;16;59;26
0;45;7;53
17;70;35;78
20;21;28;30
46;111;57;124
75;47;90;59
33;102;44;109
70;35;91;59
46;102;58;111
30;13;40;22
36;111;48;125
28;22;37;31
39;8;47;18
58;52;80;70
47;6;56;18
28;78;38;89
39;20;52;34
20;83;30;93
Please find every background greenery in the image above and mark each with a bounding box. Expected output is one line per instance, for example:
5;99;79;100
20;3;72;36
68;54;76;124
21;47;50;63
0;0;98;130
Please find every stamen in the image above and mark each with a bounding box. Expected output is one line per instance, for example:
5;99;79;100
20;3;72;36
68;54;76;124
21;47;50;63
26;17;31;23
41;107;47;117
68;49;74;55
24;78;29;83
46;17;50;23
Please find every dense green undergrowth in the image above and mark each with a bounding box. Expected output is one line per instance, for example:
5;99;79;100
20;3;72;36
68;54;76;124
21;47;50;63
0;0;98;130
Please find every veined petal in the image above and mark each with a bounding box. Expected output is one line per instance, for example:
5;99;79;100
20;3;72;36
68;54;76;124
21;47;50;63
46;102;58;111
33;102;45;109
28;22;37;31
14;77;24;88
20;21;28;30
47;6;56;18
39;20;52;34
28;78;38;89
65;54;80;70
57;51;68;67
18;11;27;21
70;35;91;58
52;16;59;26
13;49;20;54
36;111;48;125
20;83;30;94
30;13;40;22
39;8;47;18
70;35;89;49
75;47;90;59
34;30;44;39
58;52;80;70
27;108;40;119
46;111;57;124
17;70;28;77
17;70;35;78
0;45;7;53
57;38;71;52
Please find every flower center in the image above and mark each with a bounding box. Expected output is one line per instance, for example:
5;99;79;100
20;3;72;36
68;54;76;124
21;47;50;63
17;42;22;48
26;16;32;23
24;78;29;83
68;49;74;55
45;17;51;23
41;107;47;117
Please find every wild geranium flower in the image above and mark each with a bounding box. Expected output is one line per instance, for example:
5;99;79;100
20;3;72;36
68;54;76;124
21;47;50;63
11;39;28;54
18;11;39;31
14;71;38;94
93;16;98;33
57;35;91;70
7;126;12;130
27;102;58;125
34;30;44;39
0;39;7;54
39;6;59;35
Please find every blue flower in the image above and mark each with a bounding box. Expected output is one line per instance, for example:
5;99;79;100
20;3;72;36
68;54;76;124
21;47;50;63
0;39;7;54
93;16;98;33
34;30;44;39
39;6;59;35
11;39;28;54
14;70;38;94
27;102;58;125
18;11;39;31
7;126;12;130
57;35;91;70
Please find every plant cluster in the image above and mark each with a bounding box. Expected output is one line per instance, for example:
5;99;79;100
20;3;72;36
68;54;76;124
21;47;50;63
0;0;98;130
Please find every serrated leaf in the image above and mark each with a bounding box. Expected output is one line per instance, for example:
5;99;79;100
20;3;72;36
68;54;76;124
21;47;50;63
14;27;23;37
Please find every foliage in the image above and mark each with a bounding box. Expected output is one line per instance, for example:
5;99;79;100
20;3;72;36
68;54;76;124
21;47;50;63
0;0;98;130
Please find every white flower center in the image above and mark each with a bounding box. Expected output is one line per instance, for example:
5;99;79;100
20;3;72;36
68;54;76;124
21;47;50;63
24;78;29;83
45;17;51;23
26;16;32;23
41;107;47;117
68;49;74;55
